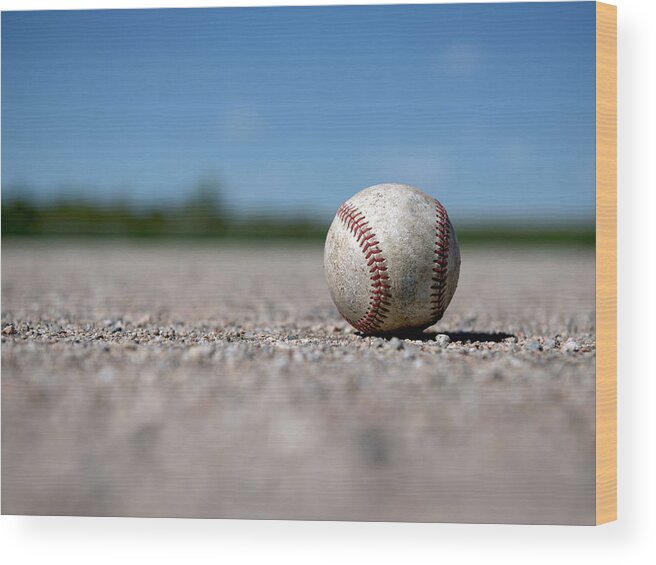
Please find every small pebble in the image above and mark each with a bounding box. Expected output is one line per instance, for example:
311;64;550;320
388;337;403;350
526;340;542;352
542;338;556;351
561;339;580;353
2;325;15;336
434;334;451;347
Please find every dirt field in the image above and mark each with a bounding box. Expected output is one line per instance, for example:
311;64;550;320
2;242;596;524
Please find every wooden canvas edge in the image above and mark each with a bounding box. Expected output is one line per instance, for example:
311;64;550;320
595;1;617;525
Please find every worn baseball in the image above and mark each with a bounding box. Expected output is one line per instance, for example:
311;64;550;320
324;183;461;335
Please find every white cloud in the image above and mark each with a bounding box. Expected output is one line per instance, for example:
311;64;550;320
217;104;265;141
439;43;484;76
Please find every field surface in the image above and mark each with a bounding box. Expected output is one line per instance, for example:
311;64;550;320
2;243;595;524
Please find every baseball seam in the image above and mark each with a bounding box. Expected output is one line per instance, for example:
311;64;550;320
429;200;450;323
336;202;391;333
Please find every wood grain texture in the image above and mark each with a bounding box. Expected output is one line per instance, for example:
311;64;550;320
595;1;617;525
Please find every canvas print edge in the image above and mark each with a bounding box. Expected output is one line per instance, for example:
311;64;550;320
595;1;617;526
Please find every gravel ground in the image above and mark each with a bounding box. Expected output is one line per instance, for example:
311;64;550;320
2;242;596;524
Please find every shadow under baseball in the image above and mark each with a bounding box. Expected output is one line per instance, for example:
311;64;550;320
366;329;515;343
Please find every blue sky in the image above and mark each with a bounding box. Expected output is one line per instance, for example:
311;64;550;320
2;2;596;224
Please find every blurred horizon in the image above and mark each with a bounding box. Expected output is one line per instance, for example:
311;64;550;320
1;178;594;245
2;3;596;231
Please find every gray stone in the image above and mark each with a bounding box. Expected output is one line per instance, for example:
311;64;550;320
387;337;403;350
434;334;451;347
542;338;556;351
562;339;580;353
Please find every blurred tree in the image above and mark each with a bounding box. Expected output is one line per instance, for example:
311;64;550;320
2;197;38;236
176;177;227;236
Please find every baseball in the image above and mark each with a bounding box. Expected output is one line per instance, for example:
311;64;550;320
324;183;461;334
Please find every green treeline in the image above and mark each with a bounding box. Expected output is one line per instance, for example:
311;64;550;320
1;185;594;246
1;198;326;240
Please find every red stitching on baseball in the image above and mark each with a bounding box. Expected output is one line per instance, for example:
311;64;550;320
430;200;450;323
337;202;391;333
